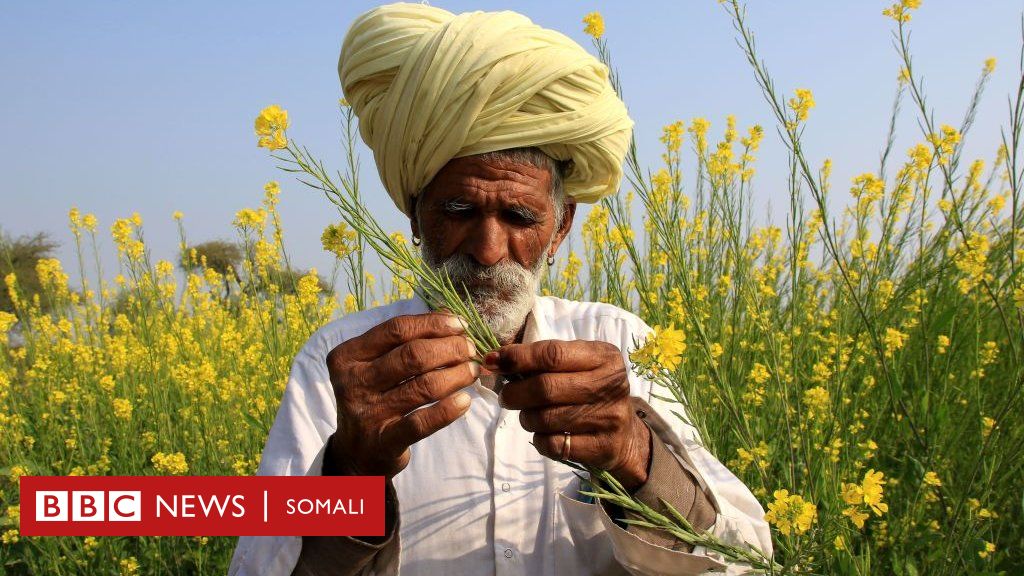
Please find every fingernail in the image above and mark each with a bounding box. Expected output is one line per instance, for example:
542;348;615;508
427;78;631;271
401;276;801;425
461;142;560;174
469;361;481;377
466;338;477;358
483;351;500;368
445;314;470;332
453;392;471;410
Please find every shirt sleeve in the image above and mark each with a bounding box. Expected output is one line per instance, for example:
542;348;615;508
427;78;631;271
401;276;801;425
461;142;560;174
228;341;403;576
607;413;716;552
563;313;773;576
291;473;400;576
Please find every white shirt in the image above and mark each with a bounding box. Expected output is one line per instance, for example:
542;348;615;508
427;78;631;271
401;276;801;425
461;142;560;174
229;295;771;575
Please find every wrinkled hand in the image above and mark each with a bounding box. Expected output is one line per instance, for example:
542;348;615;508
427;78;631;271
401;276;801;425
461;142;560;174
486;340;651;491
326;312;479;479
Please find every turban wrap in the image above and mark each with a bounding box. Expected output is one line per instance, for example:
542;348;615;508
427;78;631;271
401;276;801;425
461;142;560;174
338;2;634;216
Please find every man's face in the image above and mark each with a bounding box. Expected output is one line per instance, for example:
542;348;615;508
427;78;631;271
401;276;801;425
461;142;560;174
412;154;575;341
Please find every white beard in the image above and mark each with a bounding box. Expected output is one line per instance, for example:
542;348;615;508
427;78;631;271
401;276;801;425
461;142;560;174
420;238;551;343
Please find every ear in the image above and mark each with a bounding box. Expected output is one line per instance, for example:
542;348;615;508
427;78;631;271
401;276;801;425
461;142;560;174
548;199;577;256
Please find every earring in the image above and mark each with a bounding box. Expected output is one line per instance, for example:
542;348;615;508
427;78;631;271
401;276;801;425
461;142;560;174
546;254;555;266
412;235;422;246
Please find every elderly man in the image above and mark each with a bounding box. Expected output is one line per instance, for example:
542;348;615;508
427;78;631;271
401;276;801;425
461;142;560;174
230;3;770;575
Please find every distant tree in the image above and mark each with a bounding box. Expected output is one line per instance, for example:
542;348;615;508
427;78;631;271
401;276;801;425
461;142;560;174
263;267;333;298
179;240;243;275
0;230;59;313
179;240;243;297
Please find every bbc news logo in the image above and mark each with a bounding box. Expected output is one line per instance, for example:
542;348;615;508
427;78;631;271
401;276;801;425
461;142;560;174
20;476;383;536
36;491;141;522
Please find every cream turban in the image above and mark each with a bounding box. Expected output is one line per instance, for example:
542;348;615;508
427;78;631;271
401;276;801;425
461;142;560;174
338;2;634;216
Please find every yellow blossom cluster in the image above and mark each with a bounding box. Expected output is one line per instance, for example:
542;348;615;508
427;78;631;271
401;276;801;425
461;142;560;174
255;104;289;150
787;88;815;127
841;469;889;529
764;489;817;536
882;0;922;23
582;12;604;39
630;325;687;372
151;451;189;475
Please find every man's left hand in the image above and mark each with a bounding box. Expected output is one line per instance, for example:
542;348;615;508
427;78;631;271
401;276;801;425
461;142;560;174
485;340;651;492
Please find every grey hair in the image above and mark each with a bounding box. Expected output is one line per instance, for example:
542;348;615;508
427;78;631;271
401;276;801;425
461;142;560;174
413;146;572;227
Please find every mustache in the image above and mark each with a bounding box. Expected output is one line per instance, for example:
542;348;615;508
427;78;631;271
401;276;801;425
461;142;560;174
431;252;536;295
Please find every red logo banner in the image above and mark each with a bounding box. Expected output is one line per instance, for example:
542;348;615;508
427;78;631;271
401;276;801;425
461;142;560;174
19;476;385;536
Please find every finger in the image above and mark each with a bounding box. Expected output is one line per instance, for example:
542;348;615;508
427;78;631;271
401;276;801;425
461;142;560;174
380;392;473;454
486;340;613;375
384;361;480;415
344;313;468;361
532;432;606;466
518;404;614;434
370;335;476;389
499;371;626;410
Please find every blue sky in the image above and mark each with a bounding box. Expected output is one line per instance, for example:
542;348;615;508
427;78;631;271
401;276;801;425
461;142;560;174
2;1;1021;287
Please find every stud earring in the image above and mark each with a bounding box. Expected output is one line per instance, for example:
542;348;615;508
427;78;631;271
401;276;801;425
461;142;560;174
546;254;555;266
412;235;422;246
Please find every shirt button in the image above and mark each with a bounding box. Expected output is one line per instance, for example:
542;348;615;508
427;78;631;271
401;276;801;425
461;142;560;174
501;482;511;492
503;548;513;559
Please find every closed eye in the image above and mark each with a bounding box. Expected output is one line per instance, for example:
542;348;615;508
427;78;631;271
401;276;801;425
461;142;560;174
504;206;539;225
442;200;474;217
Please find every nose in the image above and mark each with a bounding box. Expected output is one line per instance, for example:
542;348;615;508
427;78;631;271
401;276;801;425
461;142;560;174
464;216;509;267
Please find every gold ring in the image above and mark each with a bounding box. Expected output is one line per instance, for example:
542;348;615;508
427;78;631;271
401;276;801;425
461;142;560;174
560;431;572;461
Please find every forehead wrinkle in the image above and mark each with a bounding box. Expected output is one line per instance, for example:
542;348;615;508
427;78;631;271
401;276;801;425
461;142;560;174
444;177;552;214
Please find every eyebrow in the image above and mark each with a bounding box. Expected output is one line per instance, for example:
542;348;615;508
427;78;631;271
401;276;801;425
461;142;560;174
507;204;539;222
442;199;473;212
441;198;541;222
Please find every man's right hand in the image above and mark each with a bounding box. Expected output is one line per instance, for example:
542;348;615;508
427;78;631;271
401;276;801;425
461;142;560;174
325;312;479;479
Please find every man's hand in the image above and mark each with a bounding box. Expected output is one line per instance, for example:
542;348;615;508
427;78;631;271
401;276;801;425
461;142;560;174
326;312;479;479
486;340;652;492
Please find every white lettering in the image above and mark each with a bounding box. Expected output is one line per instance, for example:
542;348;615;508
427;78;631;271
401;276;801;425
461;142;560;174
284;498;366;515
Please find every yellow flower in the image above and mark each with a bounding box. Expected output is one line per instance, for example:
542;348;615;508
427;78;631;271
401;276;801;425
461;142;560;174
255;105;289;150
172;210;184;221
923;471;941;487
861;469;888;513
343;293;359;314
151;452;189;475
296;268;322;307
9;465;28;481
883;327;908;357
981;416;996;437
582;12;604;39
984;57;997;74
631;325;687;372
660;121;685;154
882;0;921;23
83;536;99;552
978;541;996;559
234;208;267;230
803;386;830;417
842;468;888;529
119;556;140;576
112;398;133;420
936;334;949;354
1;529;18;544
763;489;817;536
787;88;815;126
0;311;16;343
748;362;771;385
